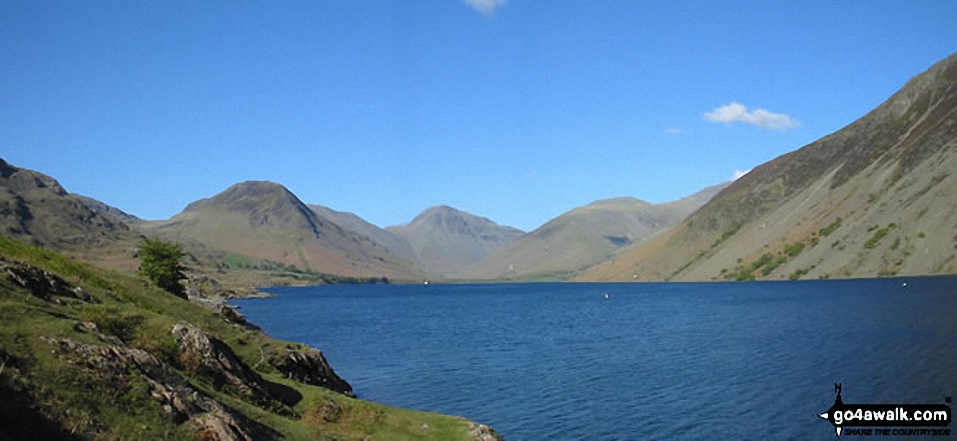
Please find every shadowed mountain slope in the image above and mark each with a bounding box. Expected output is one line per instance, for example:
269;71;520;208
308;204;416;262
387;205;524;277
0;158;138;268
74;194;142;225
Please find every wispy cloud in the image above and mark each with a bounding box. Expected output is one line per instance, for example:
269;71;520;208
705;102;800;131
731;169;751;181
665;128;682;135
464;0;505;16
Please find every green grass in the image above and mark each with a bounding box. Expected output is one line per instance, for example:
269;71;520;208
223;252;256;269
865;224;895;249
710;225;741;249
783;241;806;257
818;218;843;236
0;236;477;440
789;268;811;280
732;253;774;281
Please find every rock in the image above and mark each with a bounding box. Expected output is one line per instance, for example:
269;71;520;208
318;401;342;423
2;260;97;303
220;305;259;330
468;422;504;441
274;346;354;397
41;337;272;441
170;324;275;403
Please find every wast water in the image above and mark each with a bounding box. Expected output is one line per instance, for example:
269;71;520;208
233;277;957;439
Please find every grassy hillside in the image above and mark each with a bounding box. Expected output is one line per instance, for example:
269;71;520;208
580;53;957;282
0;236;497;440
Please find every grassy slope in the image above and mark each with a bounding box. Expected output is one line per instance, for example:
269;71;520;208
0;236;476;441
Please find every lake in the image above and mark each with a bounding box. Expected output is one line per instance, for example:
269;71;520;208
232;277;957;439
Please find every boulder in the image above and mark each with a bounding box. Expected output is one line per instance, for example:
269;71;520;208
274;346;354;397
170;324;273;402
468;422;504;441
2;260;96;303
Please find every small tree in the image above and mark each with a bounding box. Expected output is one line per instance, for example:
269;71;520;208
138;237;187;299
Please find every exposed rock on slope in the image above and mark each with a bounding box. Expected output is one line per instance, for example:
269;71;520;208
387;205;524;277
1;240;499;440
580;53;957;282
461;183;727;281
0;159;135;251
74;194;142;225
274;345;354;397
42;336;271;441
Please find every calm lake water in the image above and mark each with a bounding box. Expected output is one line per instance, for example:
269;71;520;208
232;278;957;440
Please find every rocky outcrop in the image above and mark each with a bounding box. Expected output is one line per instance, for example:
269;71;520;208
468;422;505;441
171;324;274;403
2;260;96;304
41;336;275;441
219;305;260;330
274;346;354;397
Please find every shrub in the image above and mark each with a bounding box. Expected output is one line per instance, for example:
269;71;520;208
138;237;187;298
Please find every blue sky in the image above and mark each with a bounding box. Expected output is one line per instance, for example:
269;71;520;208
3;1;956;231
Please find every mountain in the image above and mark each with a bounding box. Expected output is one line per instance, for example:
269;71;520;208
580;53;957;282
386;205;524;277
308;204;416;261
0;158;137;267
74;194;142;224
460;183;728;281
140;181;423;281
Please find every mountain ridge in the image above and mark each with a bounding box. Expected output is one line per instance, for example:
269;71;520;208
140;181;424;281
387;205;525;277
579;53;957;282
460;183;728;280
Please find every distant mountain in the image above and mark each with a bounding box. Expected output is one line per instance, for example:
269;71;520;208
74;194;142;224
386;205;524;277
460;183;728;281
140;181;423;281
0;159;136;259
308;204;416;261
580;53;957;282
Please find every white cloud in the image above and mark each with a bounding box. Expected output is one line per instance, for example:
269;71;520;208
665;128;682;135
705;101;800;131
464;0;505;15
731;169;751;181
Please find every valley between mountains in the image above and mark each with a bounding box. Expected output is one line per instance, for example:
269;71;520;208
5;52;957;287
2;50;956;441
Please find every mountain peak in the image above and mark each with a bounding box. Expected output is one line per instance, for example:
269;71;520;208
414;205;463;220
388;205;524;277
182;181;299;214
582;197;650;209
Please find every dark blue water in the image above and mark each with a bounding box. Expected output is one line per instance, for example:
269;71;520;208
233;278;957;440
